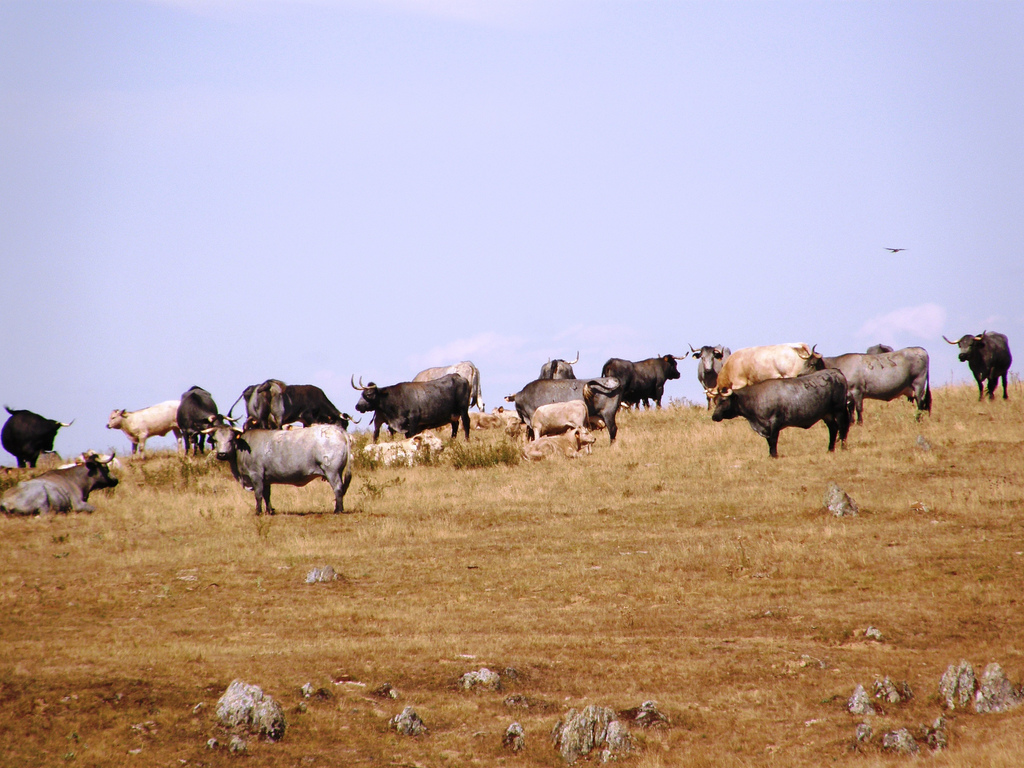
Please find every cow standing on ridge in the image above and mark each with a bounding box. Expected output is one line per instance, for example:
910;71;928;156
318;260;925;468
352;373;471;443
943;332;1013;400
176;386;221;455
705;343;825;404
823;348;931;423
539;353;579;380
602;355;682;409
711;369;851;458
2;407;73;468
690;345;732;409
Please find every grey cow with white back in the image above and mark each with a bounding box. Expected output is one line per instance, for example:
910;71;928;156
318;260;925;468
205;423;352;515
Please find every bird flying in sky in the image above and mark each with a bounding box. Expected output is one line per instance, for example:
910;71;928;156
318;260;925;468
885;247;907;253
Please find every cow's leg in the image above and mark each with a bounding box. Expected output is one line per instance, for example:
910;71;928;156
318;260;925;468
825;417;838;452
766;429;780;458
604;409;617;444
460;408;470;440
372;418;382;443
987;376;997;400
976;375;985;401
1001;372;1009;399
854;394;864;425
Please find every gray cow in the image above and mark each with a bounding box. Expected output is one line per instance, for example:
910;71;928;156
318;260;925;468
689;345;731;409
823;347;931;423
205;423;352;515
1;452;118;515
505;377;625;443
711;369;850;458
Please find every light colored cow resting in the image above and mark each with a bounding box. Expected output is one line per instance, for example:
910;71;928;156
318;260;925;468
530;401;590;440
469;411;505;430
522;427;596;461
106;400;182;457
363;433;444;466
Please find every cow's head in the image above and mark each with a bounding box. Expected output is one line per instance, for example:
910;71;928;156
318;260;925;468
202;420;244;460
573;427;597;452
798;344;826;372
82;451;119;492
691;345;729;373
660;354;683;380
944;333;984;361
710;390;736;422
106;410;127;429
352;376;385;413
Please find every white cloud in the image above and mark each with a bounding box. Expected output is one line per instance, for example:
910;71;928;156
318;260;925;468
857;303;947;343
407;332;527;369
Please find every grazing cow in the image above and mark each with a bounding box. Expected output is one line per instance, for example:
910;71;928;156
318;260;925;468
413;361;485;412
539;352;579;380
2;407;73;468
363;433;444;466
228;379;286;429
106;400;182;457
271;384;357;430
866;344;894;355
176;386;220;455
707;343;825;403
522;427;596;461
1;452;118;515
205;423;352;515
601;355;682;409
711;369;851;458
530;400;590;440
690;344;732;409
823;347;931;423
943;332;1013;401
353;373;471;442
504;377;624;443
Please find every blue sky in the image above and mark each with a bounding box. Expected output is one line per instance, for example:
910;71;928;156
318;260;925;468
2;0;1022;459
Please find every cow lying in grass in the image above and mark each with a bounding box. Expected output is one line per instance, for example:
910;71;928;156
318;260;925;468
364;433;444;467
1;452;118;515
522;427;596;461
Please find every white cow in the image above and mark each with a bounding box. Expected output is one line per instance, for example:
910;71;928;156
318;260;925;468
106;400;182;457
363;433;445;467
530;401;590;440
522;427;596;461
412;361;485;412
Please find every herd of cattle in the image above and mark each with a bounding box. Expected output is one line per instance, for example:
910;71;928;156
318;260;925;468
1;332;1013;516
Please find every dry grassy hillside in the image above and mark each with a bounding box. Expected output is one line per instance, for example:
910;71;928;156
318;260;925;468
2;383;1023;767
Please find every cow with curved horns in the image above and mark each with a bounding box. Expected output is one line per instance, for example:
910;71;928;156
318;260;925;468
943;331;1013;401
602;355;683;409
412;361;484;412
712;369;850;458
706;343;825;404
689;344;732;410
504;377;625;443
204;423;352;515
823;347;931;423
353;373;471;443
539;352;579;380
2;407;73;468
1;451;118;515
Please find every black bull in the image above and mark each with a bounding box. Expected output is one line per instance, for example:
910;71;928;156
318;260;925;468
505;377;625;443
711;369;851;458
539;351;579;380
601;355;682;409
2;407;73;468
944;332;1013;401
352;373;471;442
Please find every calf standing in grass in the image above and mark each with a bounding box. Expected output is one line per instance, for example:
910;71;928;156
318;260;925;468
711;369;850;458
205;423;352;515
530;401;590;440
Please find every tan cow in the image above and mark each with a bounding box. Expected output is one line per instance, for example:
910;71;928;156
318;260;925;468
706;343;824;403
363;432;444;467
522;427;596;461
530;401;590;440
106;400;182;457
469;411;505;430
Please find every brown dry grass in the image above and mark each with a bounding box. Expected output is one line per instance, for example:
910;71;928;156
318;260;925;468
2;383;1023;767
